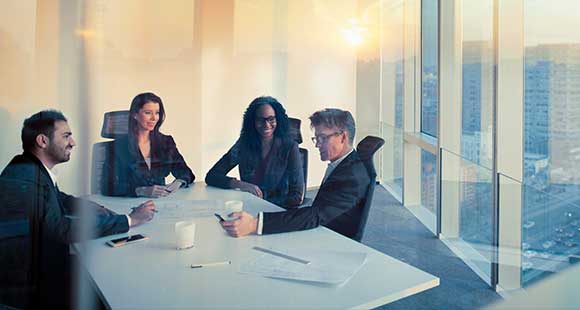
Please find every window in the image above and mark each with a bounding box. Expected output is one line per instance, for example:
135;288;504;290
522;0;580;286
421;0;438;137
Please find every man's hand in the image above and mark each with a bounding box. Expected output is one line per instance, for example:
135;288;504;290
220;212;258;237
136;185;171;198
237;181;263;199
129;200;156;227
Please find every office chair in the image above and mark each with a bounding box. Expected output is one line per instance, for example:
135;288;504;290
0;177;44;309
353;135;385;242
91;110;129;194
288;117;309;205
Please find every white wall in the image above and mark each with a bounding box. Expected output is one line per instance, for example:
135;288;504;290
0;0;38;170
0;0;361;193
83;0;201;185
286;0;358;186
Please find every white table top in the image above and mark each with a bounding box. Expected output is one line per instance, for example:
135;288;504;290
75;183;439;309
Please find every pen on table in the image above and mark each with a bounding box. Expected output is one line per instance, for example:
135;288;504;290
253;246;310;265
131;207;158;213
190;261;231;269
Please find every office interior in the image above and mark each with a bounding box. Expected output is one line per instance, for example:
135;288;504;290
1;0;579;308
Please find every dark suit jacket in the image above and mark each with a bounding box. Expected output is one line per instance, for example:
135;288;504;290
205;137;304;208
0;152;129;307
102;133;195;196
262;150;370;238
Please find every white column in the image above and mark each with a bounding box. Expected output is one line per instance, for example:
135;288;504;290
438;0;463;238
496;0;524;291
402;0;421;206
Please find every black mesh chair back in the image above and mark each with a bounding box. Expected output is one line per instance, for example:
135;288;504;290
100;110;130;139
289;117;308;198
288;117;303;144
353;136;385;242
0;177;44;309
92;110;129;194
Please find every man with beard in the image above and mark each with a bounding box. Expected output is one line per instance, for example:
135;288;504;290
0;110;156;308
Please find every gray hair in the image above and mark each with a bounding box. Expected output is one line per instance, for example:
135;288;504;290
309;108;355;145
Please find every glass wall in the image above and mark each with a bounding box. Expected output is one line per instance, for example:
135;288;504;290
380;0;404;198
421;150;437;215
441;148;494;283
522;0;580;286
458;0;495;269
461;0;494;169
421;0;438;137
377;0;580;293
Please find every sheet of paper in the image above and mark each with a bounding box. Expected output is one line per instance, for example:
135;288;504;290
239;247;368;285
155;200;224;220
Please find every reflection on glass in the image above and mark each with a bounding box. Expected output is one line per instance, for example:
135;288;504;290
458;157;493;258
381;123;404;198
461;0;494;169
421;150;437;214
521;184;580;286
441;148;494;282
523;0;580;286
380;1;404;198
421;0;438;137
455;0;495;282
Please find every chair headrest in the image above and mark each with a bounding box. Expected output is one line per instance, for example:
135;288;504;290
288;117;303;144
356;136;385;162
101;110;129;139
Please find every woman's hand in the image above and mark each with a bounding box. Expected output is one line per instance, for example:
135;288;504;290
234;180;263;199
135;185;170;198
166;179;186;193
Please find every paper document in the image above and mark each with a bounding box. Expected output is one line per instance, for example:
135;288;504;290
155;200;224;220
240;247;367;285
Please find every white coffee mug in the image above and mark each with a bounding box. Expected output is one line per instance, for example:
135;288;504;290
224;200;243;219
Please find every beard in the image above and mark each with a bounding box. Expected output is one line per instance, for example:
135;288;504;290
47;143;71;164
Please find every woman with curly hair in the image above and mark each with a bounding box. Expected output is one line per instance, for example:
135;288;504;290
205;96;304;208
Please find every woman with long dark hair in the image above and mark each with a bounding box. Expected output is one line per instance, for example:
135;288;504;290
102;92;195;197
205;96;304;208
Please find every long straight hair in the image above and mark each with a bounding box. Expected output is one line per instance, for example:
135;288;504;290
127;92;167;158
128;92;166;139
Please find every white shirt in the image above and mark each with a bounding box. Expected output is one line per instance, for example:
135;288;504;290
144;157;152;170
256;147;354;235
42;162;132;227
41;162;58;187
322;148;354;184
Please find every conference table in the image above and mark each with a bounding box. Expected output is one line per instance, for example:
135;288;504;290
74;183;439;309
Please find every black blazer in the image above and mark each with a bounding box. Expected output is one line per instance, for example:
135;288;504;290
0;152;129;307
205;137;304;208
262;150;370;238
102;133;195;196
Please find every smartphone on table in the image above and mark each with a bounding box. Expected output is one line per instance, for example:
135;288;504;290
214;213;227;222
214;213;240;222
106;234;149;248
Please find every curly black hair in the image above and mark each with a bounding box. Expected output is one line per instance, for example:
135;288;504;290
239;96;290;154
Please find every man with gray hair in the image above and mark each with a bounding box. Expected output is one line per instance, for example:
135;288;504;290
221;108;371;239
